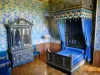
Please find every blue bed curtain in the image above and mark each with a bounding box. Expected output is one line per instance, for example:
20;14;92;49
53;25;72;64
56;19;66;50
82;18;92;62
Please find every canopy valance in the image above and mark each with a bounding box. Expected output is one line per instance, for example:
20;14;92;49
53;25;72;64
54;8;92;19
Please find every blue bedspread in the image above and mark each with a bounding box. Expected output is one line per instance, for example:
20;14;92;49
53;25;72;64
57;47;85;67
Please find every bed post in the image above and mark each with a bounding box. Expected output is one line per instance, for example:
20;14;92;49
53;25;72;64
70;54;73;75
47;48;51;52
47;48;49;61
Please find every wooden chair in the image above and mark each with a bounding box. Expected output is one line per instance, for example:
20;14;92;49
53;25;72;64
33;45;40;58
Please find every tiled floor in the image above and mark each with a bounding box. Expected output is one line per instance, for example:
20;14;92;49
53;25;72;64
11;55;100;75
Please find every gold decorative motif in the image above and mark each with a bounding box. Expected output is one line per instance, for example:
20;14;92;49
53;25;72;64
3;0;9;4
55;8;92;19
0;4;4;10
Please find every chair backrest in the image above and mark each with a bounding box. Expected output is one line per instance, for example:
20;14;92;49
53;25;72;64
0;51;7;60
33;45;36;52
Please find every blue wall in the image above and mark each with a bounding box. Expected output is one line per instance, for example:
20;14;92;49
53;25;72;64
94;0;100;50
0;26;7;51
0;0;50;52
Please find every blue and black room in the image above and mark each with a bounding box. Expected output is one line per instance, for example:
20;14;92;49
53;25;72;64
0;0;100;75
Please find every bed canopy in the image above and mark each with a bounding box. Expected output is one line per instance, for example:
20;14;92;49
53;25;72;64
55;8;92;62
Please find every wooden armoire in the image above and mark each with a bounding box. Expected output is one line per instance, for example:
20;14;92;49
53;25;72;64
5;19;34;67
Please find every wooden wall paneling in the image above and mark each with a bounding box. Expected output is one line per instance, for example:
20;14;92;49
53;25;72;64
50;42;54;51
93;50;100;67
50;42;61;52
36;42;61;54
36;44;42;52
55;43;61;51
36;43;45;55
45;43;50;51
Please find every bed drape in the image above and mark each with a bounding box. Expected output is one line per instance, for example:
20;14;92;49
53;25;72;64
56;19;66;50
82;18;92;61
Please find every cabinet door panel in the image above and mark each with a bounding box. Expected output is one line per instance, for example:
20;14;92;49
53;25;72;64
14;28;22;48
12;52;16;64
22;28;30;47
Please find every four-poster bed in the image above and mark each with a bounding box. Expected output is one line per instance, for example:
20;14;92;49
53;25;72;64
47;8;92;75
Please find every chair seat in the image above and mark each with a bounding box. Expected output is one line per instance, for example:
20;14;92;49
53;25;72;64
0;59;10;64
0;59;10;67
33;52;40;57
